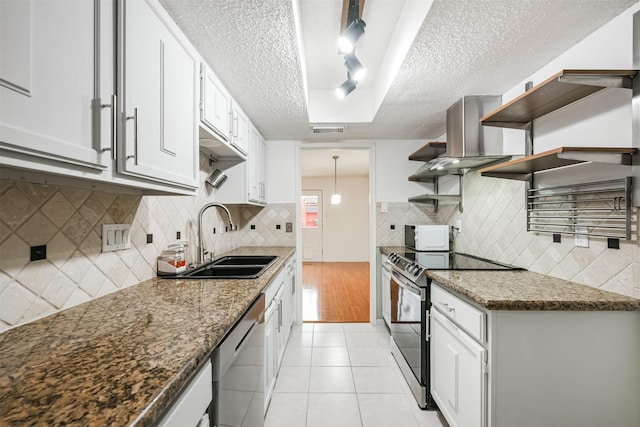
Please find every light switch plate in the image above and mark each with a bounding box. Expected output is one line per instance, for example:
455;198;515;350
102;224;132;252
381;202;388;213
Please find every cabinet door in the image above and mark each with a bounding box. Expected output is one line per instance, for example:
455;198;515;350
0;0;112;170
431;308;486;427
281;273;293;344
275;286;287;366
120;0;198;189
264;304;277;411
231;103;249;155
247;125;260;202
201;63;230;140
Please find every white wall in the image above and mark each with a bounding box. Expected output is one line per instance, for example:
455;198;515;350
302;176;370;262
265;140;297;203
438;5;640;299
374;139;443;202
502;3;640;158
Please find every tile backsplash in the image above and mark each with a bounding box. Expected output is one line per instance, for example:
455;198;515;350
0;165;295;331
436;171;640;299
375;202;438;246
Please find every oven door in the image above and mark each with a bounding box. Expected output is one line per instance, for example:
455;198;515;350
388;270;426;387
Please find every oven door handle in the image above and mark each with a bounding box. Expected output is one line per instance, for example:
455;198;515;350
391;270;422;297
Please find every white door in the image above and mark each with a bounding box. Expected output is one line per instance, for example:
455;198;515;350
120;0;198;189
301;190;323;262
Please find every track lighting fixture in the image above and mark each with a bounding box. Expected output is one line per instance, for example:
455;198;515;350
338;19;366;54
335;1;366;99
344;53;366;82
335;77;357;99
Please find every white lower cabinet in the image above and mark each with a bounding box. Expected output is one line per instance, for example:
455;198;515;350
157;360;212;427
264;297;278;411
264;255;297;412
431;308;486;427
430;282;640;427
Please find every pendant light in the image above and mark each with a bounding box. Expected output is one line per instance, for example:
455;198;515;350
331;155;341;205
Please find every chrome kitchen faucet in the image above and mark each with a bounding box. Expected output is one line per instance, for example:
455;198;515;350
197;202;234;265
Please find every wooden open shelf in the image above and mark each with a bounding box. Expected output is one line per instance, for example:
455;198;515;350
408;142;447;162
479;147;636;180
480;70;637;129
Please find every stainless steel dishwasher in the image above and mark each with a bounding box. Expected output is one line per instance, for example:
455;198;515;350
212;294;265;427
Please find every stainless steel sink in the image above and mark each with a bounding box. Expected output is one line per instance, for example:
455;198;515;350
181;255;278;279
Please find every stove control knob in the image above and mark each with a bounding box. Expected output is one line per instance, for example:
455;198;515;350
407;263;417;274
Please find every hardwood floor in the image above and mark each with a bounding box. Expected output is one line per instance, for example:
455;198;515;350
302;262;370;322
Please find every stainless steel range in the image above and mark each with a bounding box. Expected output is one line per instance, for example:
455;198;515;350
382;250;518;409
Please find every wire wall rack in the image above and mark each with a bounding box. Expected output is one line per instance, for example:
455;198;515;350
527;177;634;240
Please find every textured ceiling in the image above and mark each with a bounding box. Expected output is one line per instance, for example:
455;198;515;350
159;0;637;142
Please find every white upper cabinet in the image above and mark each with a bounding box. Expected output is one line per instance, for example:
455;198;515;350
199;63;246;161
215;123;267;206
230;101;249;156
201;63;231;141
248;125;266;203
0;0;113;170
119;0;199;190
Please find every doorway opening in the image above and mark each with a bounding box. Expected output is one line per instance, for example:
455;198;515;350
299;148;371;323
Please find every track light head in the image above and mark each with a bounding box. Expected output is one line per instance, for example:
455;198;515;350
344;53;366;82
335;78;357;99
338;19;366;54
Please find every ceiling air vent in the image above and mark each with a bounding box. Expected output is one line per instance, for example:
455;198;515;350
311;124;347;134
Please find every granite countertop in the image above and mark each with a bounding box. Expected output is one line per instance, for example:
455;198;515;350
428;269;640;311
0;246;295;427
378;246;640;311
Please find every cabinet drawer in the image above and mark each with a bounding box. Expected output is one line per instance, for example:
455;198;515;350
431;283;485;343
157;360;212;427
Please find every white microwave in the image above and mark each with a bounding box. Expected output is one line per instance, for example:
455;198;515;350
404;224;450;251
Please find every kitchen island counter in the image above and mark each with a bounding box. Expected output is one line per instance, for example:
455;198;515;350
427;269;640;311
379;246;640;311
0;246;295;427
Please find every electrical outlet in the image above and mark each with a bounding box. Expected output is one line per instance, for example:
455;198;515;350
30;245;46;261
455;219;462;233
103;224;132;252
575;227;589;248
381;202;388;213
285;222;292;232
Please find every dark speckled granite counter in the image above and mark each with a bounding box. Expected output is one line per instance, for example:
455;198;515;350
379;246;640;311
428;269;640;311
0;246;294;427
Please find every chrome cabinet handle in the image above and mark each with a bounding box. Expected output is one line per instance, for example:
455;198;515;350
440;302;455;313
277;300;283;331
101;95;117;159
126;108;138;165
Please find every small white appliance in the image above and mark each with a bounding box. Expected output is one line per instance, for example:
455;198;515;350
404;224;450;251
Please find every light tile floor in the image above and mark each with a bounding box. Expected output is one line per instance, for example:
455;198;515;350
265;322;450;427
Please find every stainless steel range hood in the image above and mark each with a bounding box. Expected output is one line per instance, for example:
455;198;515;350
410;96;513;181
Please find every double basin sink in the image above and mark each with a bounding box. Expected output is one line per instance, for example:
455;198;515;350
182;255;278;279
